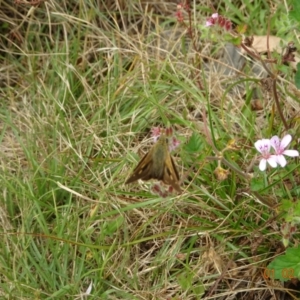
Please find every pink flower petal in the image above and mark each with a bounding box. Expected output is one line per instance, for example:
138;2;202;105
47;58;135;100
276;154;287;167
267;155;278;168
151;127;161;142
259;159;267;171
254;139;270;154
270;135;280;150
283;149;299;157
280;134;292;148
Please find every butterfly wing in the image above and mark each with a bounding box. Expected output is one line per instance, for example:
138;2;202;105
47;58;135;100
162;154;181;192
125;150;154;184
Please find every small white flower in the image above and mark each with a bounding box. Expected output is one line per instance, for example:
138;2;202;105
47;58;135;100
270;135;299;167
254;139;278;171
74;281;92;300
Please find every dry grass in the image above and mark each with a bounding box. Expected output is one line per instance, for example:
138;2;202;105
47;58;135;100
0;0;299;299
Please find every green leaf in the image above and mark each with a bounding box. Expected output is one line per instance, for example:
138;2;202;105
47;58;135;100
295;201;300;215
103;216;124;236
267;246;300;281
289;0;300;23
184;132;202;153
177;272;193;290
250;177;265;191
192;284;205;297
226;35;243;46
279;200;300;224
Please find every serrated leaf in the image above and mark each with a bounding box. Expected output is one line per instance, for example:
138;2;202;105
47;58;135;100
184;132;202;153
235;24;247;34
267;246;300;281
250;177;265;191
229;36;243;46
279;199;293;212
279;200;300;224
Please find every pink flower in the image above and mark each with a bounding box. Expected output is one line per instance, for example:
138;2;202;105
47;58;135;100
205;13;218;27
175;3;190;23
205;20;213;27
151;127;162;142
254;139;278;171
150;127;180;151
175;8;184;23
169;136;180;152
270;135;299;167
205;13;232;31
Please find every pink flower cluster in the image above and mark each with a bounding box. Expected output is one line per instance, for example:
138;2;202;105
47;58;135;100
151;127;180;152
175;3;190;23
255;135;299;171
205;13;232;31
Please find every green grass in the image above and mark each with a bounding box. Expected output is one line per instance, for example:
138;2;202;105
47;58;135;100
0;0;300;299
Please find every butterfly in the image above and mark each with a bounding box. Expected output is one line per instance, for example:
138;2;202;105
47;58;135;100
126;132;181;192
